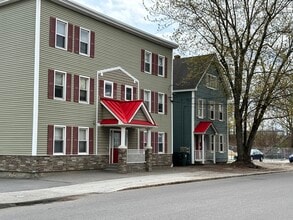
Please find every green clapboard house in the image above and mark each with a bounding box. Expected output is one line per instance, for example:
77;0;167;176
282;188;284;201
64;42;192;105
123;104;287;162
0;0;177;173
173;54;229;165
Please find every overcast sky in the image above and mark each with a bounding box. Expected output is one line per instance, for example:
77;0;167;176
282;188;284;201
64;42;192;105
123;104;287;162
72;0;171;39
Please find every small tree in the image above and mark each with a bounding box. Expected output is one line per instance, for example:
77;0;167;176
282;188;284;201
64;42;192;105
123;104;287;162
145;0;293;166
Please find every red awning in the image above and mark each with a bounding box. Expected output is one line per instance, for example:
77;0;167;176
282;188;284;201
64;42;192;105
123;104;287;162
194;121;217;134
100;98;156;127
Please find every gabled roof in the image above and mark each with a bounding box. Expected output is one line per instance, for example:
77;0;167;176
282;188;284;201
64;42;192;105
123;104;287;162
0;0;178;49
100;98;156;127
194;121;217;134
173;54;217;91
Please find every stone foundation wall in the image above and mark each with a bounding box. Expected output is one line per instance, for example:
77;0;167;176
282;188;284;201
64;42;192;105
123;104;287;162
152;154;172;166
0;155;108;173
0;154;173;175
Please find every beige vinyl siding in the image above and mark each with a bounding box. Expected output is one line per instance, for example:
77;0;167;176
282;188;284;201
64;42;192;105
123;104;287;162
97;128;110;155
38;0;172;155
0;0;36;155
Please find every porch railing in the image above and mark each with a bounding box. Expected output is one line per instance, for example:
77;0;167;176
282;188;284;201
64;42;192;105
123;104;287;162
127;149;145;163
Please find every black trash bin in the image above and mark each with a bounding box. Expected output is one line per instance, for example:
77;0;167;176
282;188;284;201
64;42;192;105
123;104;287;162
173;152;188;166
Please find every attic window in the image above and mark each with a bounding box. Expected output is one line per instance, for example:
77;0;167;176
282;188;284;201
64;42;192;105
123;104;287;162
206;74;217;89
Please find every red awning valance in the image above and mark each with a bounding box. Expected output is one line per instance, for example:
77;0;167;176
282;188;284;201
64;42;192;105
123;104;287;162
99;98;156;127
194;121;217;134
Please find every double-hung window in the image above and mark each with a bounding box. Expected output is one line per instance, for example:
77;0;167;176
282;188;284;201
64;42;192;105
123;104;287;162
79;76;89;103
54;126;65;154
144;51;152;73
143;131;147;148
219;103;223;121
158;93;164;114
198;99;204;118
104;81;113;98
219;135;224;152
206;74;217;89
125;86;133;101
144;90;151;111
158;132;165;153
80;28;90;56
78;127;88;154
209;101;215;120
56;19;67;49
54;71;66;100
158;55;165;77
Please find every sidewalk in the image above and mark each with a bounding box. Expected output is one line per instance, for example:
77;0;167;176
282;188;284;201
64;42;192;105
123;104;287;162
0;160;292;208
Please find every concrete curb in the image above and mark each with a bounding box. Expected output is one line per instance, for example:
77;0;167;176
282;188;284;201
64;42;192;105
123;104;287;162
0;169;288;209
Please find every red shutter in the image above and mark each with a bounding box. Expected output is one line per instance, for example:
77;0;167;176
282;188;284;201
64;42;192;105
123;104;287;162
113;83;117;99
155;92;158;114
165;132;168;154
74;26;80;54
66;126;72;154
49;17;56;47
73;127;78;154
121;85;125;100
74;75;79;102
140;131;144;149
48;69;54;99
165;57;168;78
151;91;155;113
47;125;54;155
66;73;71;101
152;53;156;75
99;80;104;98
68;23;73;52
165;93;168;115
89;128;94;154
140;89;144;100
90;31;95;58
133;87;137;100
141;49;145;72
152;53;158;75
90;78;94;105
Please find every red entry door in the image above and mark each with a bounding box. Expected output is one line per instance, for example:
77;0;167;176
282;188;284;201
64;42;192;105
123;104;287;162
110;130;121;164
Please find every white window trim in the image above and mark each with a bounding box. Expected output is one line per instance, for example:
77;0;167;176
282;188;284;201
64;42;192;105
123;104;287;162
218;134;224;152
79;75;90;104
158;55;165;77
54;70;66;101
144;89;151;111
104;80;113;98
143;131;147;148
218;103;223;121
144;50;152;74
158;92;165;114
158;132;165;154
78;127;89;155
198;99;204;119
55;18;68;50
209;101;215;120
206;74;217;90
53;125;66;155
125;85;133;101
79;27;90;56
209;135;215;152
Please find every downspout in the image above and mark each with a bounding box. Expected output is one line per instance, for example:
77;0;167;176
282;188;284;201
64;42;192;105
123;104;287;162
32;0;41;156
191;91;195;164
170;52;174;155
96;72;99;155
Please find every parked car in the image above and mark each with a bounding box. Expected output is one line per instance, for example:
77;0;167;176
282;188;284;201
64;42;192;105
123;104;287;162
251;149;264;162
289;154;293;163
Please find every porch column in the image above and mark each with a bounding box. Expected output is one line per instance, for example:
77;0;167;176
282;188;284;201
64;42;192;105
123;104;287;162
213;135;216;164
145;129;152;172
202;134;205;164
118;127;127;174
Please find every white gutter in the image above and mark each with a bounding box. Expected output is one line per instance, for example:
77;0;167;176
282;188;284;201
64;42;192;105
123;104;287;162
32;0;41;156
